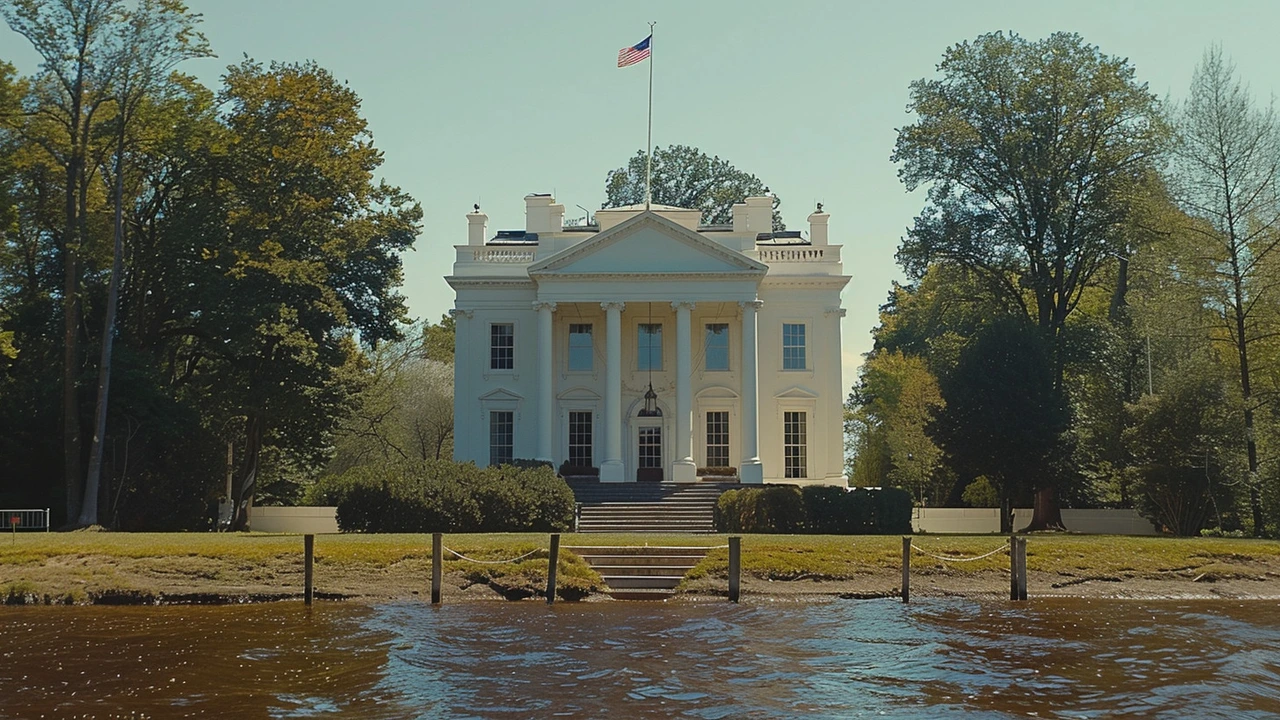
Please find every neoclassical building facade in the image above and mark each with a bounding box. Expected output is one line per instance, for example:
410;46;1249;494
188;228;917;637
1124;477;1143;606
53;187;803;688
447;194;849;485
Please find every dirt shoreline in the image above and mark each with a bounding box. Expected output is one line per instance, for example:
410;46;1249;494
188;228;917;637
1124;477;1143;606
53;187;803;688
6;555;1280;606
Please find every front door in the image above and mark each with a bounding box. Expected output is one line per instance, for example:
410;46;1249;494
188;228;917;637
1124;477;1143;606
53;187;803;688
637;426;663;482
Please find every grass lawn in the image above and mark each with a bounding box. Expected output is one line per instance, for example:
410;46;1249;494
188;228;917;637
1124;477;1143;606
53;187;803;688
3;532;1280;600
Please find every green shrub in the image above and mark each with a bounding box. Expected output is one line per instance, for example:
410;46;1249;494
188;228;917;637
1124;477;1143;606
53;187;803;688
326;460;574;533
715;485;913;534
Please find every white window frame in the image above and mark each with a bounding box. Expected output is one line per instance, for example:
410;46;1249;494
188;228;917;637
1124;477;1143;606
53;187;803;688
489;409;515;466
566;322;594;373
637;321;664;372
567;409;594;468
704;322;731;372
705;410;731;468
782;322;807;371
484;319;519;379
782;410;808;479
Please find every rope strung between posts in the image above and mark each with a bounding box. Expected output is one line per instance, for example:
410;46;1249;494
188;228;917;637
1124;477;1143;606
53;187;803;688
441;546;544;564
910;542;1008;563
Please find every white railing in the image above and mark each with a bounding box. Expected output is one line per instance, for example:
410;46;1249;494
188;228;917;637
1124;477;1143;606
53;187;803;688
757;247;828;263
2;508;50;532
466;247;537;263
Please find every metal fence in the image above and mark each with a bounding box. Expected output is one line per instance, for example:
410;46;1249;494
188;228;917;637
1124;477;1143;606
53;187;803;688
2;508;50;532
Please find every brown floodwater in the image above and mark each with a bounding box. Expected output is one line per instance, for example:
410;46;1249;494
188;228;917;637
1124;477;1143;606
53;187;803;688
1;597;1278;718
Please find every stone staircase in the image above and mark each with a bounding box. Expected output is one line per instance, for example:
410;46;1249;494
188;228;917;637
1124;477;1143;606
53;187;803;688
565;545;710;600
567;480;736;534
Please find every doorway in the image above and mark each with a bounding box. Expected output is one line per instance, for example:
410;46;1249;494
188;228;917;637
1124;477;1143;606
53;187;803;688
637;425;663;482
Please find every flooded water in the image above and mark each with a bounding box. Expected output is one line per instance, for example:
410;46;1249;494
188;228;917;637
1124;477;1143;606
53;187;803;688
1;598;1279;718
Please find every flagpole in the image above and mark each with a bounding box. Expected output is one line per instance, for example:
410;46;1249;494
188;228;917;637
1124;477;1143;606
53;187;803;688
645;21;655;210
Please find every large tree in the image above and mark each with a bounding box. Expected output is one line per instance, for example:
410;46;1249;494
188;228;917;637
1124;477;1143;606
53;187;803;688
604;144;782;229
1169;46;1280;536
892;31;1167;529
2;0;124;522
931;317;1072;532
78;0;210;527
212;59;420;530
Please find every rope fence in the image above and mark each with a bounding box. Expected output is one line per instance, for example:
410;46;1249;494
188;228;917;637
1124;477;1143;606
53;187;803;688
910;542;1009;563
902;536;1028;603
442;546;544;565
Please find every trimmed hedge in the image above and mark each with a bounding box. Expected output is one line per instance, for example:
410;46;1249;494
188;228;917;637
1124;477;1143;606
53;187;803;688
715;485;912;534
310;460;575;533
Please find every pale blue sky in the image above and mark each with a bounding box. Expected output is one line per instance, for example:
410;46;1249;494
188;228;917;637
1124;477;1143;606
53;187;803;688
4;0;1279;388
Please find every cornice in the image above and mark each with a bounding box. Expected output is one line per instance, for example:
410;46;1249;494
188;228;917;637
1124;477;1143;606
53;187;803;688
535;272;763;283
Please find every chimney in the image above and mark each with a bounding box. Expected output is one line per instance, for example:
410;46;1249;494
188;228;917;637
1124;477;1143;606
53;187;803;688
467;205;488;246
745;196;773;235
807;205;829;246
525;193;565;234
732;203;749;233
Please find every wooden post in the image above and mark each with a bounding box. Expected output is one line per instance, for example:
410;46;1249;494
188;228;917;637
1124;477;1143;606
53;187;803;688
431;532;442;605
901;536;911;603
303;534;314;606
728;536;741;603
546;533;561;604
1009;535;1018;601
1016;537;1028;601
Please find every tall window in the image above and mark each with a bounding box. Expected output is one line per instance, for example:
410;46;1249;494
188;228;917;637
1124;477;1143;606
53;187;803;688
705;323;729;371
782;323;806;370
490;323;514;370
638;323;663;371
568;411;593;467
706;411;730;468
489;410;514;466
568;323;593;371
784;411;807;478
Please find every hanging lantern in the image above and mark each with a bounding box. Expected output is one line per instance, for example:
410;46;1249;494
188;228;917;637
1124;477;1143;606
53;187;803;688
639;383;662;416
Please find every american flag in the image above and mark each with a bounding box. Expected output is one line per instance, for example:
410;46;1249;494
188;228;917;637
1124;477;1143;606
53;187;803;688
618;35;651;68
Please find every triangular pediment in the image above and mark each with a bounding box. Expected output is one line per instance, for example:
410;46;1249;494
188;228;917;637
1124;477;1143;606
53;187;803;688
479;388;524;402
529;212;766;276
774;385;820;400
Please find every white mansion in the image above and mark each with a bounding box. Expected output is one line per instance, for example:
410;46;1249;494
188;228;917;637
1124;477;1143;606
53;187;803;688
447;194;850;485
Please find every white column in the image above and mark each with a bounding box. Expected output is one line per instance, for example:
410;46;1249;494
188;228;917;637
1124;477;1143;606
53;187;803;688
740;300;763;484
672;301;697;482
534;301;556;463
449;308;474;463
600;301;625;482
825;307;848;483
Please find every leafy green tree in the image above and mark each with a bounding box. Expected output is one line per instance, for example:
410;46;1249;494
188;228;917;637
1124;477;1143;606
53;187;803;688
1168;46;1280;536
848;350;946;504
604;144;782;229
893;31;1165;378
421;313;455;364
931;317;1071;530
3;0;125;521
79;0;211;527
203;59;421;530
1124;358;1239;535
892;31;1167;528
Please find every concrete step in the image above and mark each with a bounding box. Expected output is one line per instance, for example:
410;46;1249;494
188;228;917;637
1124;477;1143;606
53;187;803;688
566;555;703;567
602;575;682;590
607;589;675;601
577;525;715;534
564;546;712;556
588;565;696;577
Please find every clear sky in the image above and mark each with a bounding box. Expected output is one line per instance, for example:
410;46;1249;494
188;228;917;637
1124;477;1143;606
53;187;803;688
4;0;1279;388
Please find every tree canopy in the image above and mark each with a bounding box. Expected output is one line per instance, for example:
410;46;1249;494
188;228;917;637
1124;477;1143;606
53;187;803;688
603;144;782;229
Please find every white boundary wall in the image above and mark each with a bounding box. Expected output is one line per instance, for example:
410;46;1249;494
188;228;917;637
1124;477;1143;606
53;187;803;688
914;508;1158;535
251;506;340;534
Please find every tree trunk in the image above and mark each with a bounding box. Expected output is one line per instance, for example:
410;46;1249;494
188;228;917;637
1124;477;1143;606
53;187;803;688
999;495;1012;534
229;415;263;532
62;151;83;525
80;117;128;527
1021;486;1067;531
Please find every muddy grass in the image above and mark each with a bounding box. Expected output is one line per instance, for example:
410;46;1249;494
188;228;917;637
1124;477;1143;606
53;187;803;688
4;531;1280;605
